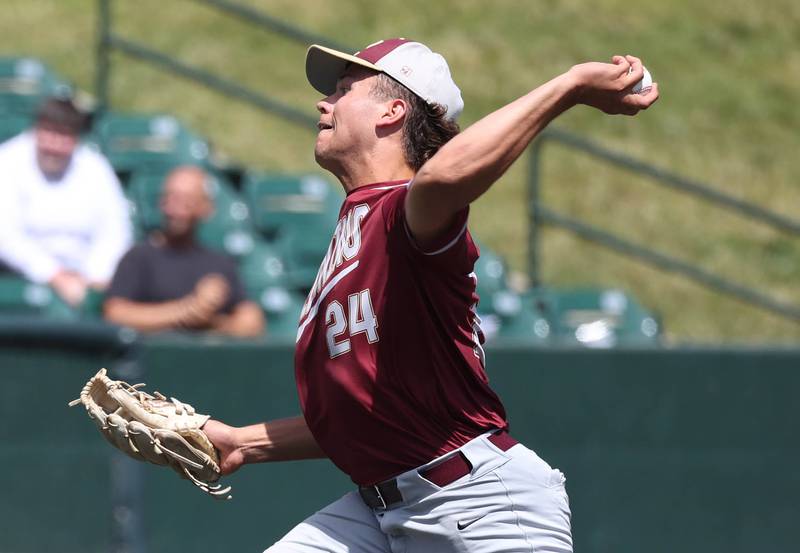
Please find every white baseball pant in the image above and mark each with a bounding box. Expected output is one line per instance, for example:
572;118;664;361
265;431;573;553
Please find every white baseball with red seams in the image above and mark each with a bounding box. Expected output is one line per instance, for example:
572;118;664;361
631;66;653;94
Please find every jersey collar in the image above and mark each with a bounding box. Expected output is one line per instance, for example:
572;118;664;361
346;180;411;197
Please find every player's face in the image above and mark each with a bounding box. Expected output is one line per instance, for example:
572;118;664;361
314;66;385;172
35;123;79;179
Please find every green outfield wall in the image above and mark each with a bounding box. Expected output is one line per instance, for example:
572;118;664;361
1;321;797;553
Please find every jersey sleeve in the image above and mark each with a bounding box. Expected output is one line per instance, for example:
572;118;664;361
381;185;474;269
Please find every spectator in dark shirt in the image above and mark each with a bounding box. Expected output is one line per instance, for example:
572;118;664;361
104;165;265;337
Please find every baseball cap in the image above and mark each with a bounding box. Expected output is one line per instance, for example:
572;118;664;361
306;38;464;121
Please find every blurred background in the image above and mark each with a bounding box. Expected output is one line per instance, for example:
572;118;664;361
0;1;798;552
2;0;798;342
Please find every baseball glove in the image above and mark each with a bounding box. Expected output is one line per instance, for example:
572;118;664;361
69;368;231;499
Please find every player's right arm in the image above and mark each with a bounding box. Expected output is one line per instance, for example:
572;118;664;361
405;55;659;246
203;417;326;475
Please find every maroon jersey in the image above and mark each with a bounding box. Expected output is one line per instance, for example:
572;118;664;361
295;181;508;485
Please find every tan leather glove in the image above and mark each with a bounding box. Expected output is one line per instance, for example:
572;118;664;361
69;368;231;499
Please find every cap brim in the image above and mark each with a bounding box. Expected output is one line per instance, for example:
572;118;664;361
305;44;379;96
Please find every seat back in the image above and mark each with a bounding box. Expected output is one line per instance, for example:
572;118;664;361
528;287;661;348
243;172;341;291
91;112;210;177
0;276;76;320
0;57;72;116
0;112;32;143
255;286;305;341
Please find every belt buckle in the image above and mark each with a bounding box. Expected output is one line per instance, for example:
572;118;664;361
372;484;388;510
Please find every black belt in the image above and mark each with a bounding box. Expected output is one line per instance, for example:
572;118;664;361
358;431;518;510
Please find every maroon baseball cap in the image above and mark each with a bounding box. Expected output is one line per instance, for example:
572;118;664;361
306;38;464;121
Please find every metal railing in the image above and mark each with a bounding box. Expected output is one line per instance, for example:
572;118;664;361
95;0;800;324
528;128;800;322
95;0;349;126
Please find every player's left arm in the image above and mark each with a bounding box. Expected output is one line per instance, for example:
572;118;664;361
203;416;326;475
405;55;659;245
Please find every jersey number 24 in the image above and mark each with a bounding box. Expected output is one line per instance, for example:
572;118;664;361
325;289;379;358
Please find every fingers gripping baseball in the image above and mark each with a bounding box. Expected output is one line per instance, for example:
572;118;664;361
571;54;659;115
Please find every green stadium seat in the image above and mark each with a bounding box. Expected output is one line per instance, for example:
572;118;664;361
91;112;210;176
0;112;32;143
0;275;76;320
240;241;290;295
489;290;552;343
243;172;341;291
473;243;508;301
255;286;305;340
79;288;106;319
273;230;329;293
527;287;661;348
243;172;341;239
0;57;72;116
241;242;302;339
127;168;256;258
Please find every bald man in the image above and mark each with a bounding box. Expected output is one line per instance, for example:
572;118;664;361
104;165;265;337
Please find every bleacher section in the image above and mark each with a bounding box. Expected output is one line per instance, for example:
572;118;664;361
0;57;73;140
0;57;662;344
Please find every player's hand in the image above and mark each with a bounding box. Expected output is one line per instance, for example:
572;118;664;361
49;269;88;307
202;419;246;475
569;55;659;115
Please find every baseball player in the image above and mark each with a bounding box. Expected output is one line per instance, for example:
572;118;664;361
204;38;658;552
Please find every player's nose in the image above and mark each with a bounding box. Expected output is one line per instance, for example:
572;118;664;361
316;98;333;114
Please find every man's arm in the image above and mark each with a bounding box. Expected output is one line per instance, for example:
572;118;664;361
104;296;203;332
104;272;230;332
203;416;326;475
210;300;266;338
406;55;659;244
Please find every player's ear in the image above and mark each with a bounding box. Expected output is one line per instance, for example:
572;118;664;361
376;98;407;129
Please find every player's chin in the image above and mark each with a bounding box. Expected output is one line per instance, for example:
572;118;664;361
313;144;336;171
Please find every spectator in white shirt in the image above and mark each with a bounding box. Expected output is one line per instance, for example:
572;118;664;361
0;97;132;306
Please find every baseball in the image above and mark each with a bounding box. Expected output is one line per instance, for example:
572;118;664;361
630;66;653;94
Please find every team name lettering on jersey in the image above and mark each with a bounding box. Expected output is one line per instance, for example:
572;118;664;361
297;204;369;340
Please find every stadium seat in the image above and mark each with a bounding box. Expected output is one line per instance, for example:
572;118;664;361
0;112;32;143
0;57;72;116
90;112;210;177
489;289;552;344
255;286;305;340
243;172;341;291
243;172;341;238
240;241;290;293
240;242;303;340
79;288;106;319
473;243;508;301
0;275;76;320
127;167;256;258
527;287;661;348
